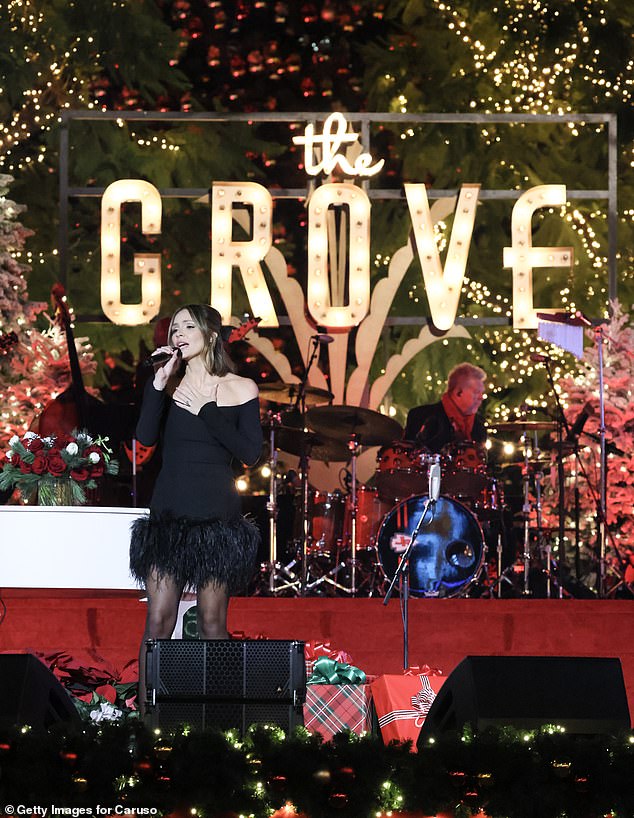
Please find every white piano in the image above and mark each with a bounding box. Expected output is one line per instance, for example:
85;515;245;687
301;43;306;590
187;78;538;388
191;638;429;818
0;506;149;589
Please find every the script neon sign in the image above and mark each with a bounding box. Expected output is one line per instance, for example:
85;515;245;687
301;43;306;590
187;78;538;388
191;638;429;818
291;111;385;177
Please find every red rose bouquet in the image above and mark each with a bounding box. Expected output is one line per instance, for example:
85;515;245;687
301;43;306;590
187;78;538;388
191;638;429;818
0;430;119;505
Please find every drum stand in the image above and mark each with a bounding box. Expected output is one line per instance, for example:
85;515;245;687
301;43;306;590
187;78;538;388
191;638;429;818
518;431;557;597
520;431;536;595
305;433;365;597
259;412;301;596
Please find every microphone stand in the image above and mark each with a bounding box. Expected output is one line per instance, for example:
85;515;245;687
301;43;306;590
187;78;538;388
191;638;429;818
560;316;611;596
542;358;572;592
595;325;608;597
582;321;631;597
382;499;433;670
383;459;440;670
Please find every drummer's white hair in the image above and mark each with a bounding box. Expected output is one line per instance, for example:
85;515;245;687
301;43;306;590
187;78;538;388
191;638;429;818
447;362;486;392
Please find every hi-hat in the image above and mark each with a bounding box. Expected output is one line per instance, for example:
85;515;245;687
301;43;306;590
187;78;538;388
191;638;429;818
259;381;334;407
262;423;350;462
493;420;557;433
306;405;403;447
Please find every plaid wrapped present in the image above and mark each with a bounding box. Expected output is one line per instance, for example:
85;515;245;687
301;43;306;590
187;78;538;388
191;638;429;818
304;683;373;740
370;667;446;749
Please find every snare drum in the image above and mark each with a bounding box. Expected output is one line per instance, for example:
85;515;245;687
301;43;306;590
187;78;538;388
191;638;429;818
375;443;431;502
377;494;485;597
440;441;489;500
344;486;392;550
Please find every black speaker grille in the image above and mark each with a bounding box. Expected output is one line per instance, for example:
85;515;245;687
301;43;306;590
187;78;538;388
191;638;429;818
243;642;300;699
148;639;305;701
146;639;306;733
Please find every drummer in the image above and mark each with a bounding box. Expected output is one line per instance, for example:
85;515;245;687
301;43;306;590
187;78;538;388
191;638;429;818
403;362;487;453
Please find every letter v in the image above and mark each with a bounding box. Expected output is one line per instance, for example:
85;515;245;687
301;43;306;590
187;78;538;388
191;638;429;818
405;183;480;331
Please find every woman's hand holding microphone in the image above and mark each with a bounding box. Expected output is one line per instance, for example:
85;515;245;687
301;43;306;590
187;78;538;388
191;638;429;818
151;347;182;390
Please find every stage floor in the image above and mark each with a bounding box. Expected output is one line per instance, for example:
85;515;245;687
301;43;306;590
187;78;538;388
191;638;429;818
0;591;632;722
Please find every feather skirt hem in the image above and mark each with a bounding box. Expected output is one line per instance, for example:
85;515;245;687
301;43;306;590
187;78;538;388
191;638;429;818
129;512;260;593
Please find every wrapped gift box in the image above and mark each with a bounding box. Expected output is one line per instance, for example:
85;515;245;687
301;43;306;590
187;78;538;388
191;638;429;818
304;683;373;741
304;640;354;677
370;670;446;749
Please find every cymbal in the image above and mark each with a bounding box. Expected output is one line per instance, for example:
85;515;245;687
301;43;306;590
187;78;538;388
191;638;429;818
306;404;403;447
263;424;350;462
259;381;334;407
493;420;557;433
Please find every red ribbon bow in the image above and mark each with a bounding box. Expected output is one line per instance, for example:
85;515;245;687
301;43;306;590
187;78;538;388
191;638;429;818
404;663;443;677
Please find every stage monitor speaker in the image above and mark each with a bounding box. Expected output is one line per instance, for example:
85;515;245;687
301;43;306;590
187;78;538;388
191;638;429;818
0;654;81;729
145;639;306;732
418;655;631;744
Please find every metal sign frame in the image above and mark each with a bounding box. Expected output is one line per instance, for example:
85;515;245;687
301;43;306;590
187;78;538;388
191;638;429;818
59;110;618;325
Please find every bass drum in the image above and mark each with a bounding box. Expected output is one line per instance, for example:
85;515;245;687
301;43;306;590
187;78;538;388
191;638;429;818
377;495;485;597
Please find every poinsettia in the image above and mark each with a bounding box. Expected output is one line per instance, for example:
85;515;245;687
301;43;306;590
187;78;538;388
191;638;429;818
35;649;139;722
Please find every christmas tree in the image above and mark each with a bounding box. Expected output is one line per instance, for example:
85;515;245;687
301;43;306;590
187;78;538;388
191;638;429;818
0;174;96;454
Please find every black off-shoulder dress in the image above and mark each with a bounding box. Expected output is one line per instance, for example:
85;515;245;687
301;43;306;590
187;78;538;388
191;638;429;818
129;380;263;593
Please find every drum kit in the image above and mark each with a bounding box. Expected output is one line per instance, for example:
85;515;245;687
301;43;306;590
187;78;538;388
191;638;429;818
257;386;561;599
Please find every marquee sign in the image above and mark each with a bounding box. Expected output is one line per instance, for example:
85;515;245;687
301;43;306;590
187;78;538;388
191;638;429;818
100;112;573;333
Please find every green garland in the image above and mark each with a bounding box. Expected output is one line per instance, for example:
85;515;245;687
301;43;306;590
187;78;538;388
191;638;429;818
0;722;633;817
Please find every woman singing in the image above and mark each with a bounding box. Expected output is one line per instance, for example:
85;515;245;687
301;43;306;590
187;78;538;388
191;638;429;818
130;304;262;711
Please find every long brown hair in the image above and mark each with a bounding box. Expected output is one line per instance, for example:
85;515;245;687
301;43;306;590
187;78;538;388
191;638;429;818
168;304;236;376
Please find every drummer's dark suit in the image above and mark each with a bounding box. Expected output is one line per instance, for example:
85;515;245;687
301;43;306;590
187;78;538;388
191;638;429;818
403;402;487;454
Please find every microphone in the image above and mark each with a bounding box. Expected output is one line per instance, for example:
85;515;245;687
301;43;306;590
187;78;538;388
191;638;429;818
312;333;334;344
428;459;441;502
143;348;181;367
574;310;593;327
530;353;550;363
